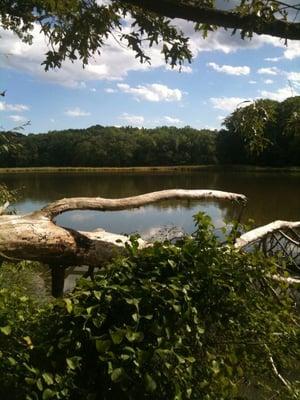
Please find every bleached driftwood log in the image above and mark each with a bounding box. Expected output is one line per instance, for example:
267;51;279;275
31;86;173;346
235;220;300;285
0;189;246;268
0;201;9;215
235;220;300;250
1;189;300;293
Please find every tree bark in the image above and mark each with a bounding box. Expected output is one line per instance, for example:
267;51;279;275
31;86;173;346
122;0;300;40
0;189;246;267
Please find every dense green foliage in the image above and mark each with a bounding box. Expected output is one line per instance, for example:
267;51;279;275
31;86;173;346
0;126;218;167
218;96;300;166
0;215;299;399
1;96;299;167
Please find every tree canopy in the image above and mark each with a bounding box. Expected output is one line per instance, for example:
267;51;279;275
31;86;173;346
1;96;299;167
0;1;299;70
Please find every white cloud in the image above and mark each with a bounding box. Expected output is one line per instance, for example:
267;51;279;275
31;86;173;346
1;14;298;88
264;79;274;84
0;25;166;88
203;124;218;131
117;83;183;102
105;88;116;93
90;88;97;92
264;57;281;62
95;0;111;5
164;116;182;124
65;107;91;117
260;86;298;101
249;80;257;84
210;97;250;112
283;41;300;60
8;114;27;123
207;62;250;75
286;71;300;88
166;65;193;73
119;113;144;126
50;118;55;123
257;67;279;75
1;20;296;89
287;71;300;81
0;101;29;112
255;36;300;60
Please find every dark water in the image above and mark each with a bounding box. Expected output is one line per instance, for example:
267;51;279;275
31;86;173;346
1;170;299;237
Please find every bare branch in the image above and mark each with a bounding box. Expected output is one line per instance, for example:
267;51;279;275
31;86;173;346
265;345;294;393
40;189;247;219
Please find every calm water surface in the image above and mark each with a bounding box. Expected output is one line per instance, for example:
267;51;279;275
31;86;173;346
1;170;299;237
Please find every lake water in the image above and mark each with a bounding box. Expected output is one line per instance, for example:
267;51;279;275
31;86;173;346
1;170;299;238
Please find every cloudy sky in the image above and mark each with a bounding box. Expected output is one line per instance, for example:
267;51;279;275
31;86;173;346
0;17;299;133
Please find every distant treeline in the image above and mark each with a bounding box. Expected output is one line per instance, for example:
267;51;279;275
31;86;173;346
1;96;299;167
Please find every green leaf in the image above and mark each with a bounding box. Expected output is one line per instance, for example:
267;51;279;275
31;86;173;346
95;339;111;353
211;360;220;375
144;373;157;393
132;312;139;322
0;325;11;335
125;330;144;342
125;298;140;308
23;336;33;348
175;383;182;400
66;357;81;370
110;329;125;345
36;378;43;391
64;298;73;313
42;388;55;400
93;290;101;300
8;357;16;366
111;367;125;382
42;373;54;385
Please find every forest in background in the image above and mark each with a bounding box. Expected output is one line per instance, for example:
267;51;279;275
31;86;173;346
1;96;299;168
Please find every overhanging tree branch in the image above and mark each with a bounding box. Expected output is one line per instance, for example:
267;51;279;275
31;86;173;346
121;0;300;40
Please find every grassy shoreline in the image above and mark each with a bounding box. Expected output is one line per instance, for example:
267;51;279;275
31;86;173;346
0;165;300;174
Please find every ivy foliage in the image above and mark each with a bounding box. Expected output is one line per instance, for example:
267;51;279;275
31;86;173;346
0;214;299;399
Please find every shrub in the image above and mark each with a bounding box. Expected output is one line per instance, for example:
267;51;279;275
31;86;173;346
0;262;49;398
0;214;299;399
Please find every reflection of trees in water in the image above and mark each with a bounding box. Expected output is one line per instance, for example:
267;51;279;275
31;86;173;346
1;171;300;226
0;172;220;203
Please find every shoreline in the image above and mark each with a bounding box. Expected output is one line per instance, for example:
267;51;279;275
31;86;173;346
0;165;300;174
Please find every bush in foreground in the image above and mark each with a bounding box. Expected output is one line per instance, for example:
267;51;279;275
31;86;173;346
0;214;299;399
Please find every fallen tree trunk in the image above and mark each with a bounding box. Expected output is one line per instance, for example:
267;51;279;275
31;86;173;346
235;220;300;250
0;189;246;267
1;189;299;295
235;220;300;286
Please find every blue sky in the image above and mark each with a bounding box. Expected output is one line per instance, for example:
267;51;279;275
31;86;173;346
0;18;299;134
